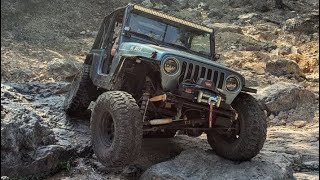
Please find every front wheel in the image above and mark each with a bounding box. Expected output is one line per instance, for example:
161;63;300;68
90;91;142;167
207;93;267;161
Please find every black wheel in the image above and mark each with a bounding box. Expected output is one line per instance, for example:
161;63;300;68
64;64;98;116
207;92;267;161
91;91;142;167
143;130;176;138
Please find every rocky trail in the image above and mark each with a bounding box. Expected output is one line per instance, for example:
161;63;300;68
1;0;319;179
1;81;318;179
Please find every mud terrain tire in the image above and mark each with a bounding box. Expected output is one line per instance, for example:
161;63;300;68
91;91;142;167
143;130;176;138
64;64;98;116
207;92;267;161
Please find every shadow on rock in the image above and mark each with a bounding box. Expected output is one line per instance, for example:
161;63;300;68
140;148;294;180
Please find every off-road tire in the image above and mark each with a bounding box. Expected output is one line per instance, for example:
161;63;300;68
64;64;98;116
143;130;176;138
207;92;267;161
91;91;143;167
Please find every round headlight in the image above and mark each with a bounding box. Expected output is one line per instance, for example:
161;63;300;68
163;57;179;75
226;76;240;92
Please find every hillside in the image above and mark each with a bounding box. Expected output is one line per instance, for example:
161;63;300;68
1;0;319;179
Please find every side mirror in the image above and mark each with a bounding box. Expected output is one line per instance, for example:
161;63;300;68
124;26;131;32
123;26;131;37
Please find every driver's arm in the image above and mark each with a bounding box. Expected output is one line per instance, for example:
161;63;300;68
111;37;119;56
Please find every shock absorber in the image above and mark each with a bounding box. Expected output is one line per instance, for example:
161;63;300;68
140;92;150;122
140;77;152;121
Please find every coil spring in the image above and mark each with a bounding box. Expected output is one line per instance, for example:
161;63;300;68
140;77;152;121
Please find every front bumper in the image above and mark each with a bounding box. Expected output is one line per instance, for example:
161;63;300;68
160;55;244;104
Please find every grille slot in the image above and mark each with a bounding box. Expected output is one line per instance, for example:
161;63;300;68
179;62;187;83
200;67;206;78
212;71;218;85
207;69;212;80
218;72;224;88
194;65;200;81
179;61;225;88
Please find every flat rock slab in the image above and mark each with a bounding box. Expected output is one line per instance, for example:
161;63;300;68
140;148;294;180
294;171;319;180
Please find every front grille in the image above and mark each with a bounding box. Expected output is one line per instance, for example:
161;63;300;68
179;61;225;89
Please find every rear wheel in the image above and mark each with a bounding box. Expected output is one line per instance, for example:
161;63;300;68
91;91;142;167
64;64;98;116
207;93;267;161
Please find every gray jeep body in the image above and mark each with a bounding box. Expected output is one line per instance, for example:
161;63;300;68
87;4;255;106
65;4;267;165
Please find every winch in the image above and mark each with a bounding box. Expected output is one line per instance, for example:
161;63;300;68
197;90;221;128
197;90;221;107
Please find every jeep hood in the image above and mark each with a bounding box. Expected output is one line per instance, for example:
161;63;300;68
118;42;244;79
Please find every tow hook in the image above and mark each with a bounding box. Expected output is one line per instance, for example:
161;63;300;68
208;96;221;128
209;102;214;128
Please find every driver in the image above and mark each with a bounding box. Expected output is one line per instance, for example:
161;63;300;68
111;37;119;56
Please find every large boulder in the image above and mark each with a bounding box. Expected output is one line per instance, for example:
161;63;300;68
1;88;58;177
1;83;91;178
47;58;81;81
283;11;319;35
287;53;319;74
256;82;315;114
140;148;294;180
266;59;305;79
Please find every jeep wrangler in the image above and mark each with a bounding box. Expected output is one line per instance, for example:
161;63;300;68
64;4;267;167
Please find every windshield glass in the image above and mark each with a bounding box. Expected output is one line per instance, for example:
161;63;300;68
127;13;211;57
